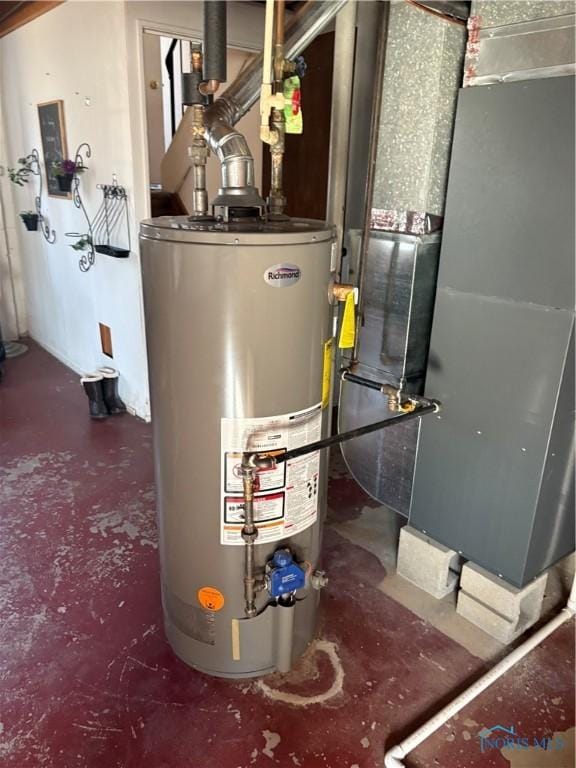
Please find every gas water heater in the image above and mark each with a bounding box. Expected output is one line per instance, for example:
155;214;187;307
139;0;438;678
140;218;335;677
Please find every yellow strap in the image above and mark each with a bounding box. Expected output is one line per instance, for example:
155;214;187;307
322;338;334;408
338;291;356;349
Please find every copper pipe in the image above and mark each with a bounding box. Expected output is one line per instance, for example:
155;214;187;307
269;0;286;215
275;0;285;44
274;0;286;85
199;78;222;96
191;49;203;73
330;283;355;303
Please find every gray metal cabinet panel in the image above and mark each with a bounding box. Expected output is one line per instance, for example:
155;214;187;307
526;324;575;578
411;292;573;585
436;77;575;310
410;76;575;587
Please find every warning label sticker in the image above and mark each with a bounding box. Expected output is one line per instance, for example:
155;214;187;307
197;586;225;612
220;403;322;545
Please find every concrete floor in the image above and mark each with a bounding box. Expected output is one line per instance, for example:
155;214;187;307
0;342;574;768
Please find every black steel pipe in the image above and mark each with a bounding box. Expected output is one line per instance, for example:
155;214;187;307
203;1;227;83
274;401;440;464
341;371;391;392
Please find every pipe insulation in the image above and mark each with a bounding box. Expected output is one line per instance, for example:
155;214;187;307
383;573;576;767
204;0;348;198
203;1;227;83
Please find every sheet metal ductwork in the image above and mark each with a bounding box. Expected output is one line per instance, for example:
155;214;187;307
339;0;466;516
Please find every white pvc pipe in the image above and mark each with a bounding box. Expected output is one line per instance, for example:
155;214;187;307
384;574;576;768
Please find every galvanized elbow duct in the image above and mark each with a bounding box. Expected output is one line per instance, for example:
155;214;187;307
205;0;348;208
207;131;262;213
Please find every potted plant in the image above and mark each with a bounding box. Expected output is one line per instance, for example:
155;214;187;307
51;159;85;192
70;234;92;252
19;211;39;231
8;156;34;186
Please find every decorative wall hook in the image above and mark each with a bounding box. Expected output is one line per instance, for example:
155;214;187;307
93;175;131;258
31;150;56;244
8;149;56;243
65;142;95;272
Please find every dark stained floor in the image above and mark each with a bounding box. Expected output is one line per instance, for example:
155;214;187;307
0;342;574;768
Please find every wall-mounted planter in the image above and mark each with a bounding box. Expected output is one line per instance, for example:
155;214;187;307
20;213;39;231
56;173;74;193
94;245;130;258
8;149;56;243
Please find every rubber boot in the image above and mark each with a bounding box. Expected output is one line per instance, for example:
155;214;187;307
98;367;127;415
81;375;108;420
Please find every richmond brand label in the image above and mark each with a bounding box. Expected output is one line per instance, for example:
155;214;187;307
263;263;301;287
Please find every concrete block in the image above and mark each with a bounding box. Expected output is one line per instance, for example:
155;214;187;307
457;562;548;644
396;525;461;599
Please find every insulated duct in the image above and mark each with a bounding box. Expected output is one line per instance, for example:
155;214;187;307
204;0;348;206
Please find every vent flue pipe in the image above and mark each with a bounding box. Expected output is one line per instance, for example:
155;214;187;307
204;0;348;207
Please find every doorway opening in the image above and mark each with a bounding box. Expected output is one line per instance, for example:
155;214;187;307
141;31;263;217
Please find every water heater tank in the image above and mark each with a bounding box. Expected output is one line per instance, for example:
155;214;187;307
140;217;335;677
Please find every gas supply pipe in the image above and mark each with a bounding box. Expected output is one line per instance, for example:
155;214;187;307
260;0;285;148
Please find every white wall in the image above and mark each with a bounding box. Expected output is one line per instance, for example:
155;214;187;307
0;74;31;342
143;33;166;186
0;0;265;420
0;1;151;418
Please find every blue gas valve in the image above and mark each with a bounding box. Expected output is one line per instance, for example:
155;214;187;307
268;549;306;598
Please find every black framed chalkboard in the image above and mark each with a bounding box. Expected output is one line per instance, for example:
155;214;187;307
37;100;69;198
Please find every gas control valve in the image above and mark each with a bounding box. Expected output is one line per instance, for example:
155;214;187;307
267;549;306;599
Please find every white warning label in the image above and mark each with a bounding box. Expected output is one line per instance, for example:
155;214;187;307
220;403;322;545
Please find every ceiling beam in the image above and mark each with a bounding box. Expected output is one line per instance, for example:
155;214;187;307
0;1;65;40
